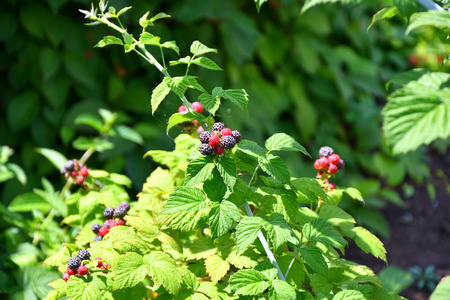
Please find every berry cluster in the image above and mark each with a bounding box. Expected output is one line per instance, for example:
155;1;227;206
179;102;204;130
91;202;130;242
60;159;89;185
62;249;110;282
198;122;242;156
314;146;345;190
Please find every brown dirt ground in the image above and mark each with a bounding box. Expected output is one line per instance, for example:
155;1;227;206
345;149;450;300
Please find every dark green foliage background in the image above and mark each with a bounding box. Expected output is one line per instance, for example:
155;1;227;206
0;0;444;297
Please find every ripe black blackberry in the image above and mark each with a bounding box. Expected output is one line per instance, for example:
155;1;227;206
199;131;212;144
232;130;242;143
337;159;345;170
91;223;101;234
199;144;213;155
119;201;130;212
68;256;82;270
64;160;75;172
221;136;236;149
93;235;103;242
212;122;224;132
77;249;91;261
113;206;127;219
103;220;110;228
319;146;334;157
103;207;115;219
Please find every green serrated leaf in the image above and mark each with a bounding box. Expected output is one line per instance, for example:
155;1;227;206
199;88;222;115
113;252;147;290
431;276;450;299
191;57;222;71
67;275;107;300
265;133;310;156
368;7;399;31
378;266;414;294
109;173;132;187
145;251;181;294
303;218;347;248
75;114;103;132
204;254;230;283
299;245;328;276
382;72;450;154
333;289;366;300
203;169;228;202
94;36;123;48
318;205;355;229
262;213;293;250
236;217;264;254
190;40;217;56
110;226;150;254
151;80;170;114
258;154;291;184
209;200;240;238
184;156;215;187
346;226;387;263
229;269;269;295
35;148;67;170
161;41;179;55
237;140;267;158
221;89;249;115
269;279;297;300
114;125;144;145
291;178;328;205
254;0;269;13
8;193;50;212
216;156;237;191
139;32;161;46
150;12;171;23
301;0;340;13
167;111;205;133
162;186;207;214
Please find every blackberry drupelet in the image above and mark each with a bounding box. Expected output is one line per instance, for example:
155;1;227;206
199;144;213;156
199;131;212;144
77;249;91;261
103;207;115;219
113;205;127;219
91;223;101;234
231;130;242;143
68;256;82;270
319;146;334;157
212;122;224;132
221;136;236;149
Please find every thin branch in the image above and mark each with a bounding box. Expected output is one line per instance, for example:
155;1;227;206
418;0;445;11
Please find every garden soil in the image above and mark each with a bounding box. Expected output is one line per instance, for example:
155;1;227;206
345;149;450;300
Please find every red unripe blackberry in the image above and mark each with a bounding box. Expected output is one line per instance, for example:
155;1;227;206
76;176;84;185
314;159;321;170
329;154;340;165
98;227;109;237
192;102;203;113
192;120;200;126
199;131;212;144
91;223;101;234
337;159;345;170
199;144;213;156
209;135;220;147
178;105;187;113
232;130;242;143
328;164;338;174
212;122;224;132
71;171;78;177
117;219;126;226
67;267;76;276
316;171;323;178
221;128;232;136
62;272;70;282
95;257;103;267
221;136;236;149
214;146;224;155
317;157;330;170
329;183;336;190
103;220;110;228
77;265;88;276
103;207;115;219
319;146;334;157
108;219;118;228
80;166;89;177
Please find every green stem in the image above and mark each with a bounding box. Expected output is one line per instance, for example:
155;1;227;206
284;248;299;279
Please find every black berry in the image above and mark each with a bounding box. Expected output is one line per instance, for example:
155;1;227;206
199;131;212;144
91;223;101;234
337;159;345;170
103;207;115;219
64;160;75;172
221;136;236;149
113;206;127;219
199;144;213;156
319;146;334;157
212;122;224;132
104;220;110;228
68;256;82;270
77;249;91;261
60;167;67;174
93;235;103;242
119;201;130;212
232;130;242;143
